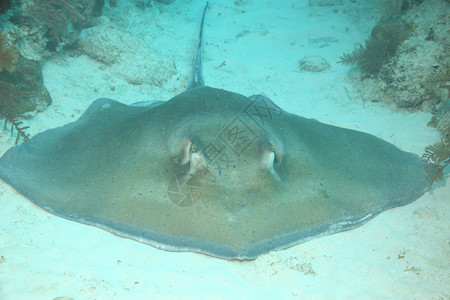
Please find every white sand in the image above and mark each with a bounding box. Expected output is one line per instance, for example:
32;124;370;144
0;0;448;299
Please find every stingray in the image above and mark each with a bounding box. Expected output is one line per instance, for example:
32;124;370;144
0;3;426;260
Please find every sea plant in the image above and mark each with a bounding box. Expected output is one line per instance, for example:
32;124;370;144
339;21;412;75
422;127;450;190
0;81;30;144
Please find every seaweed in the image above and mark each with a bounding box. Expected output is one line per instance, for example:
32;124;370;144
338;43;365;67
0;81;30;144
338;21;412;75
421;127;450;190
0;108;30;144
339;35;391;75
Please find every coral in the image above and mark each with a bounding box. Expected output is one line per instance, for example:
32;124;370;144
0;33;18;72
422;127;450;190
339;21;412;75
0;81;30;144
341;1;447;111
22;0;95;46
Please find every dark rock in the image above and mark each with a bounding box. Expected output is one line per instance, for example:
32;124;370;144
0;55;52;114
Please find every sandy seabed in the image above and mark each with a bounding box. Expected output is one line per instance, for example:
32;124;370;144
0;0;448;299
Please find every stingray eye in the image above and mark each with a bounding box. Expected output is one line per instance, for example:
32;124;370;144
175;139;197;165
270;145;277;162
272;146;281;164
190;143;198;153
260;141;278;168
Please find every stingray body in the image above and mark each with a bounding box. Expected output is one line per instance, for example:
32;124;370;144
0;4;426;260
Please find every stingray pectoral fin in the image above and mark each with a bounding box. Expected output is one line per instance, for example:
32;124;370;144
0;88;428;261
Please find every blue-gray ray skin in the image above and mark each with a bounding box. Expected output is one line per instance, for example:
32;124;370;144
0;3;426;260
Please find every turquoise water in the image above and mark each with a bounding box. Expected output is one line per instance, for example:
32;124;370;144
0;0;448;298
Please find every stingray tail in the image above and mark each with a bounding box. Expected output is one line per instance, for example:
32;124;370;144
186;2;209;90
